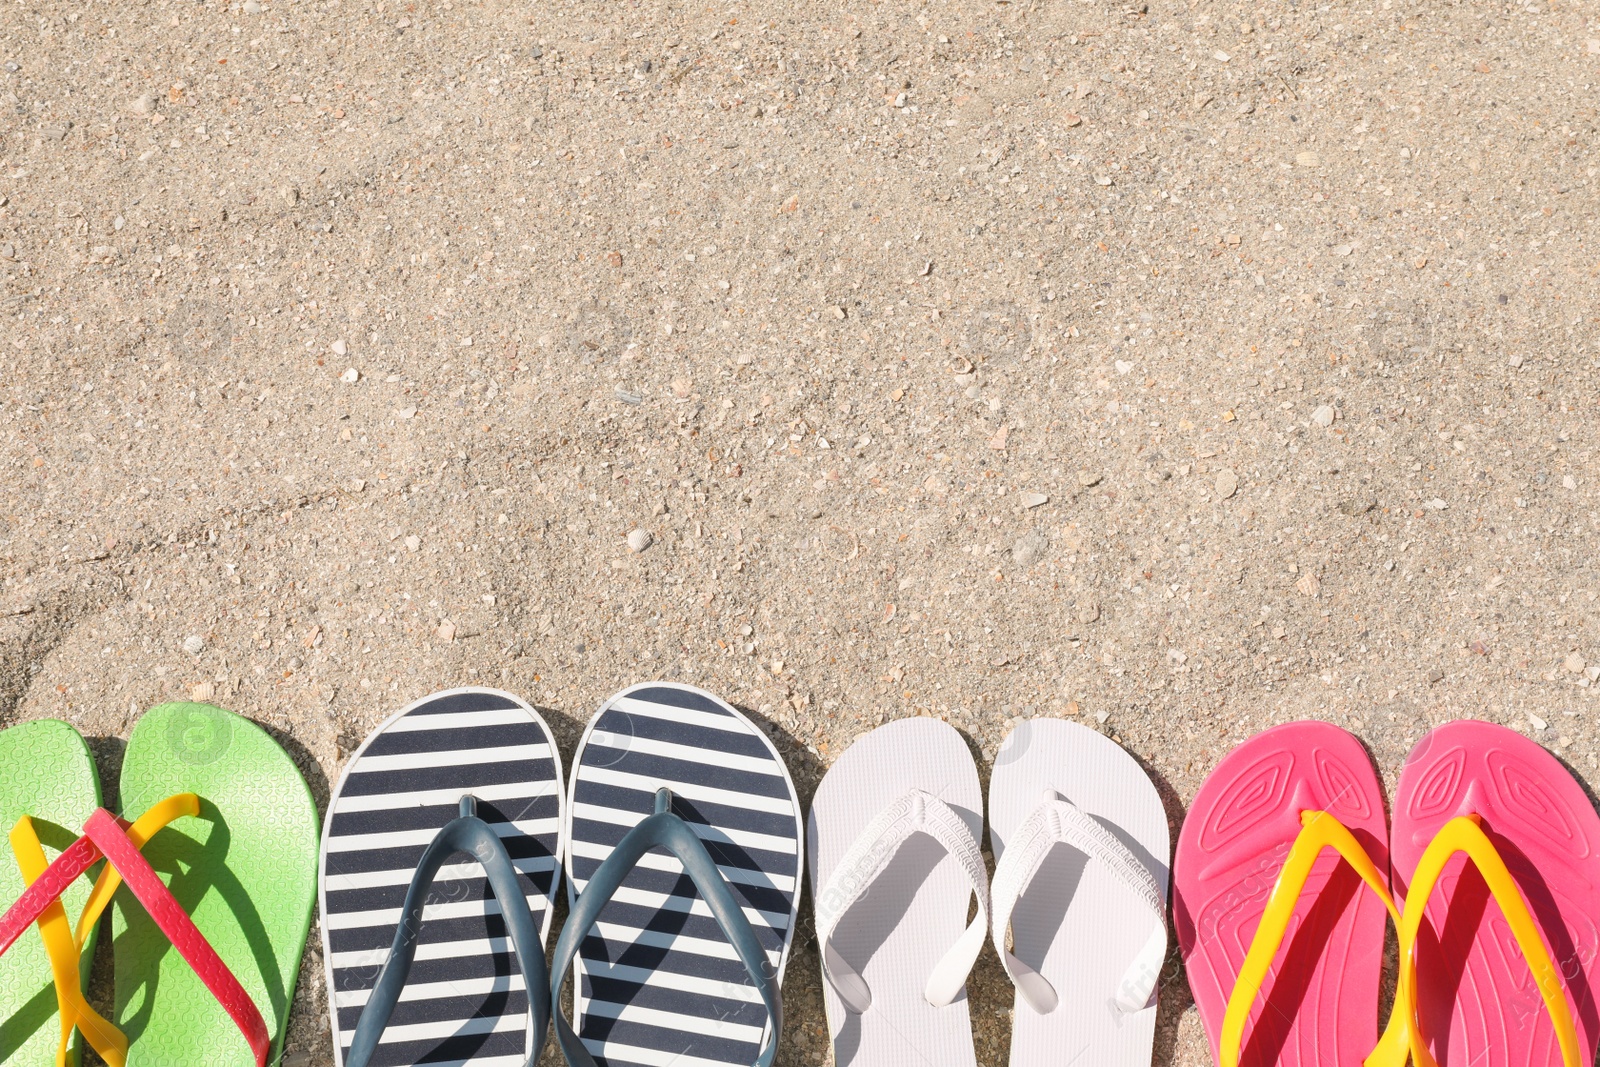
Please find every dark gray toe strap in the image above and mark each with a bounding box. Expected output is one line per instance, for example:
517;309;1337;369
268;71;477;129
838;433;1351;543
344;795;551;1067
549;788;783;1067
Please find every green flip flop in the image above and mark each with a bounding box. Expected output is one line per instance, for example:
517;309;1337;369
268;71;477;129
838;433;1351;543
0;719;103;1067
112;702;319;1067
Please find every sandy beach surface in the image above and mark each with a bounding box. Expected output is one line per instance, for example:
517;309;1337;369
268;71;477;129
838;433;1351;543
3;0;1598;1062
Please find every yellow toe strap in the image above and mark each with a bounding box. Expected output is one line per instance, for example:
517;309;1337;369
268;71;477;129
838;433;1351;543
1220;809;1409;1067
10;815;128;1067
1391;814;1581;1067
8;792;201;1067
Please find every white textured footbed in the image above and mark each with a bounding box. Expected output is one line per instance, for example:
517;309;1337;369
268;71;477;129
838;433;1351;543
989;719;1170;1067
806;717;984;1067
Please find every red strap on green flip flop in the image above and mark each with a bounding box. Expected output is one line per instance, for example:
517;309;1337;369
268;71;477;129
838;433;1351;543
0;831;102;955
0;808;271;1067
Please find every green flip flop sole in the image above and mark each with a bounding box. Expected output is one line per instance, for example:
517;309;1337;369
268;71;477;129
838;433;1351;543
113;703;319;1067
0;719;102;1067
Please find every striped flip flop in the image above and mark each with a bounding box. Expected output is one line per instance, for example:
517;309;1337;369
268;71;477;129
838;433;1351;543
319;688;565;1067
554;682;802;1067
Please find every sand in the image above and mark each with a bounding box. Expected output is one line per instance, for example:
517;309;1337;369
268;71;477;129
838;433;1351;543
3;0;1598;1062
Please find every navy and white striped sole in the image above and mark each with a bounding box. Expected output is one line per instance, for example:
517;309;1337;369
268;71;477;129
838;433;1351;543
319;687;565;1067
565;683;802;1067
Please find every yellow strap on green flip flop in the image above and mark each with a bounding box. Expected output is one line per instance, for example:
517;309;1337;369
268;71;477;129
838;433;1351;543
9;793;201;1067
11;815;126;1067
1390;814;1581;1067
1218;809;1412;1067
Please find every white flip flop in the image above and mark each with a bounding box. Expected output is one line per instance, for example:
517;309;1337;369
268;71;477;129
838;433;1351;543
988;718;1169;1067
806;718;988;1067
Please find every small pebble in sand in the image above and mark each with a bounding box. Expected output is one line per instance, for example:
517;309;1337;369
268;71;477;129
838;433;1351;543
330;339;348;356
1311;404;1336;427
1216;469;1239;499
340;367;360;383
1011;531;1047;567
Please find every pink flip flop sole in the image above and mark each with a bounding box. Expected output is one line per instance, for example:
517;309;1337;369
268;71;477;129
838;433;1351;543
1175;721;1390;1067
1393;720;1600;1067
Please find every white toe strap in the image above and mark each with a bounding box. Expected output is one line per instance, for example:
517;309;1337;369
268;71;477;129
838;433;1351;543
814;788;990;1014
990;790;1167;1016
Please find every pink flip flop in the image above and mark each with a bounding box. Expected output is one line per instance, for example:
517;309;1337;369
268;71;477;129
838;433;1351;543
1175;721;1394;1067
1392;720;1600;1067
